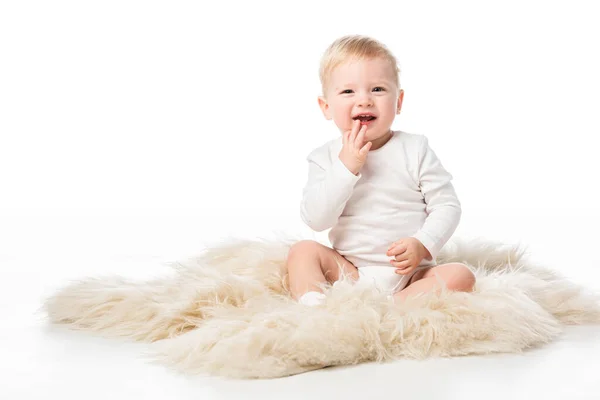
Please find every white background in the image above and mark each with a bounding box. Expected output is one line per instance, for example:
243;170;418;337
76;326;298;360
1;1;599;399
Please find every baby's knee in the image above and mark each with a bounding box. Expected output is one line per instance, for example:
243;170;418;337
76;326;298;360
287;240;321;261
447;265;476;292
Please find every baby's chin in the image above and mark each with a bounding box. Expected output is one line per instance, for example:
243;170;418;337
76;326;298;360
365;124;393;138
367;129;392;141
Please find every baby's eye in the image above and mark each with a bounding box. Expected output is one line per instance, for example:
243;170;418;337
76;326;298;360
373;87;385;92
340;89;353;94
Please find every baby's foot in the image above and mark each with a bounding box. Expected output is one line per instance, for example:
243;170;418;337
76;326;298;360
298;291;326;306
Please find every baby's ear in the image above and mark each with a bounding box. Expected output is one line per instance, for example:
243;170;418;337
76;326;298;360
317;96;332;120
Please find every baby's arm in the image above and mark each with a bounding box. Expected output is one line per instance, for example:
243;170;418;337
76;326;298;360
300;154;361;232
410;136;462;260
300;122;369;232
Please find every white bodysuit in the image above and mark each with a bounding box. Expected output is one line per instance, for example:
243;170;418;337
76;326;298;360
300;130;462;294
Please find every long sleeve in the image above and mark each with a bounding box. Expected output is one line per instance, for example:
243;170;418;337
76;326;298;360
410;136;462;260
300;151;361;232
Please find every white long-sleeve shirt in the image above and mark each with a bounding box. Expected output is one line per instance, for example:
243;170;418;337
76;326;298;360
300;130;461;268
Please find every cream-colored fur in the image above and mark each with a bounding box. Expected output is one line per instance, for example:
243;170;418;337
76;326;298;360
43;236;600;379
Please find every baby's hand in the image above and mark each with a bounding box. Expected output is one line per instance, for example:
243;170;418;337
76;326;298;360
386;237;427;275
338;119;372;175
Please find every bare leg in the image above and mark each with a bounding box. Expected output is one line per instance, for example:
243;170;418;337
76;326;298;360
286;240;359;300
393;262;476;302
287;247;328;300
394;274;445;301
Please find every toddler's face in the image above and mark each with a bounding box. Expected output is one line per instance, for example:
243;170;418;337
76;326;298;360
318;57;403;146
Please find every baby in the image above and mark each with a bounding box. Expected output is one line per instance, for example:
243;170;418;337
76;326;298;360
287;35;476;306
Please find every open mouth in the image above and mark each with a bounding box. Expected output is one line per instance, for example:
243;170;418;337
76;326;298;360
353;114;377;125
353;114;377;122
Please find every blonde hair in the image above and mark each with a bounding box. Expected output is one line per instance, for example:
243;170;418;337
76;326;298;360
319;35;401;98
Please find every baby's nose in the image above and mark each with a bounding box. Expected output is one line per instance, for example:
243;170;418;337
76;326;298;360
356;93;373;106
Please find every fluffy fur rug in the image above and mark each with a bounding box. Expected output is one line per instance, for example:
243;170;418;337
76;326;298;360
44;236;600;379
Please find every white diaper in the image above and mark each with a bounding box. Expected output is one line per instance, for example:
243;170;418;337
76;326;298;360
357;265;426;294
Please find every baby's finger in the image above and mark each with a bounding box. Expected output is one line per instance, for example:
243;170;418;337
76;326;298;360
359;141;372;157
392;261;413;275
390;260;412;272
395;267;414;275
392;253;409;264
349;119;360;145
355;124;367;148
387;244;406;257
388;240;404;250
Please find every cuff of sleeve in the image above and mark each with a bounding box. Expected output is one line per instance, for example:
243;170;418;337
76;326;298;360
331;156;362;182
411;231;438;261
